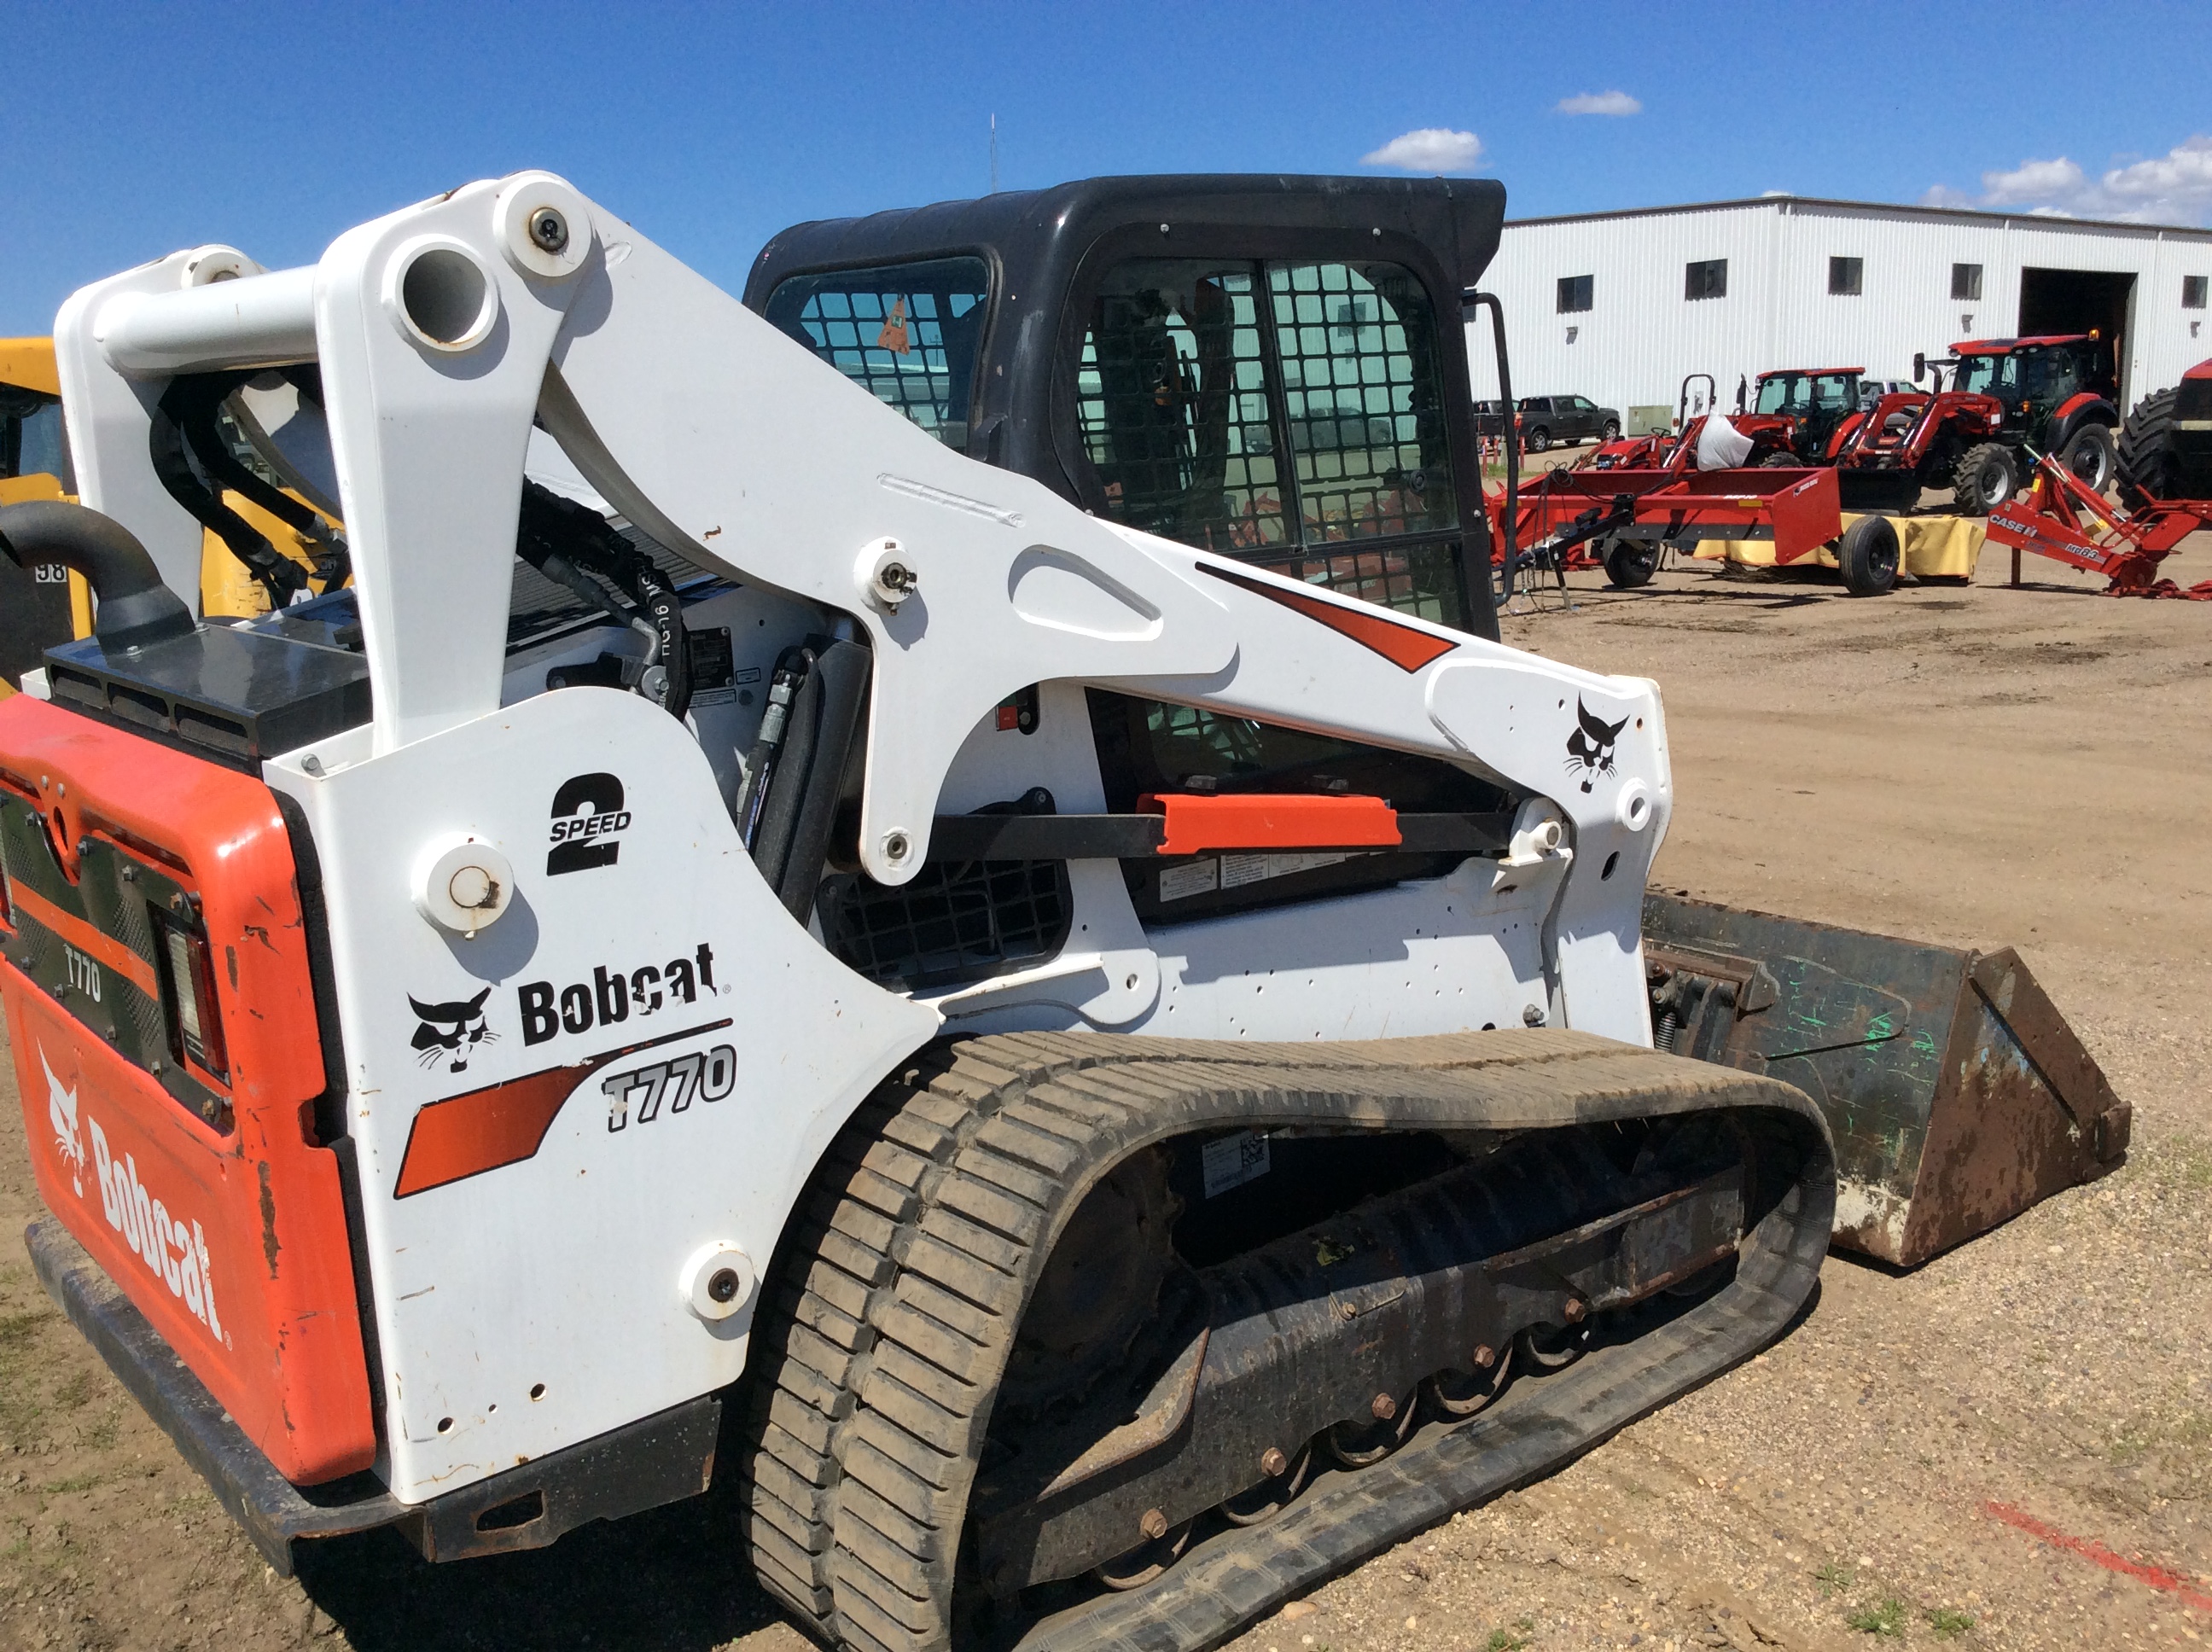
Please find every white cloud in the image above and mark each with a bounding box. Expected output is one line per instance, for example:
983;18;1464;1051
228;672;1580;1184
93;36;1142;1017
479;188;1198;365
1556;90;1642;117
1981;155;2087;206
1924;134;2212;225
1361;128;1484;172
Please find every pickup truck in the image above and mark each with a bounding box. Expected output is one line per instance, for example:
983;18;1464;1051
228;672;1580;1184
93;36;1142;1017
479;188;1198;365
1512;394;1621;451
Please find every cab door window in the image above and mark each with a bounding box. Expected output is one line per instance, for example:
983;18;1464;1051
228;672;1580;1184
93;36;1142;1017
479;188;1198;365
1074;260;1286;549
1072;257;1464;622
1267;260;1458;545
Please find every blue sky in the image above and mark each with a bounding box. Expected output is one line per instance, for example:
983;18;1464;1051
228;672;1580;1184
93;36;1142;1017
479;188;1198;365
8;1;2211;333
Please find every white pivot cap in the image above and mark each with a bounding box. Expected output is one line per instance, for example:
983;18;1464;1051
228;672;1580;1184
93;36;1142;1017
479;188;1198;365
681;1242;757;1323
1615;779;1653;832
411;834;515;939
857;538;918;611
492;172;593;280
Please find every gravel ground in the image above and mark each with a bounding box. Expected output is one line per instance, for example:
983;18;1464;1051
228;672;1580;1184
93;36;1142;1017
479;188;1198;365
3;530;2209;1650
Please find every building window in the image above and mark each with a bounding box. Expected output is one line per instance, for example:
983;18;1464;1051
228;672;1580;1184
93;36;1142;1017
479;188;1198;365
1685;259;1727;301
1951;263;1982;302
1557;274;1593;314
2186;276;2209;309
1828;256;1863;296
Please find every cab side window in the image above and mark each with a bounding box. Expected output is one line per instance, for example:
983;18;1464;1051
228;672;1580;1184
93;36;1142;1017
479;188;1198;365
764;258;992;451
0;388;68;486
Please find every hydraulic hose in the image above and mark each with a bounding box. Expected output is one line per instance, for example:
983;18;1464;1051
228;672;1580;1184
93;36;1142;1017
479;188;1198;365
0;499;195;651
774;639;870;920
735;648;811;851
148;375;306;608
515;479;691;719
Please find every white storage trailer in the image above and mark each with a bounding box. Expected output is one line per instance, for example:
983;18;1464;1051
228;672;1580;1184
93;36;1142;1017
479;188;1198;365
1469;195;2212;429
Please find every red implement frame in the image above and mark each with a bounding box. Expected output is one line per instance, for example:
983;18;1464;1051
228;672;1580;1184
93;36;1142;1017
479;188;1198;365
1494;462;1843;575
1984;453;2212;599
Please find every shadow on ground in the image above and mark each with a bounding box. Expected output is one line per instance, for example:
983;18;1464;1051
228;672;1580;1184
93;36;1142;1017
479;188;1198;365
294;1484;793;1650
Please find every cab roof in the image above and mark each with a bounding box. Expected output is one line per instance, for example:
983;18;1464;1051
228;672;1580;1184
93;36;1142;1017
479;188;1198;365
1757;366;1866;379
742;173;1507;312
1953;334;2095;354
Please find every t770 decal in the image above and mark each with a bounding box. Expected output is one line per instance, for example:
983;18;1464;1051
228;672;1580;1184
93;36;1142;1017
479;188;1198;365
602;1043;737;1131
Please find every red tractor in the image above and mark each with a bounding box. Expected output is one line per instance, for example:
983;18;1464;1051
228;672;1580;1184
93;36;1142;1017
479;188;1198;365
1910;333;2122;511
1829;382;2005;514
1740;366;1870;464
2117;355;2212;508
1583;372;1806;474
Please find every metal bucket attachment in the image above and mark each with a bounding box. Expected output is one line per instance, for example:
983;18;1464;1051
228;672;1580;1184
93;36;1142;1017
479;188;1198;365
1641;893;2128;1267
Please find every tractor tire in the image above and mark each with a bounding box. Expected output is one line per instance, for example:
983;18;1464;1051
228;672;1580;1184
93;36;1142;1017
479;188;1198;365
1600;420;1621;443
1953;443;2019;515
1524;426;1551;453
1602;538;1657;589
2061;422;2117;493
1756;451;1798;468
1837;514;1900;596
2117;387;2180;509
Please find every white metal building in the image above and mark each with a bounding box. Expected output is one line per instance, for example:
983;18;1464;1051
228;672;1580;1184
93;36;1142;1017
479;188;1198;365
1467;195;2212;433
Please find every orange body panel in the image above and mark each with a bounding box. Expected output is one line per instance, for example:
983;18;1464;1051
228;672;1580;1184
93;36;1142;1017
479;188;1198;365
0;694;375;1483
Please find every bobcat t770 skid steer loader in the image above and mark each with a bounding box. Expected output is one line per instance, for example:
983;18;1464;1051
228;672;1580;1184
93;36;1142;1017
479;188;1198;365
0;172;2120;1651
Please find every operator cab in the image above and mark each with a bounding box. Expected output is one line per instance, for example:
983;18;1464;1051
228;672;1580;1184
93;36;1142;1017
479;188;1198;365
1947;334;2116;425
744;175;1502;641
744;178;1521;973
1750;367;1862;458
1;343;76;689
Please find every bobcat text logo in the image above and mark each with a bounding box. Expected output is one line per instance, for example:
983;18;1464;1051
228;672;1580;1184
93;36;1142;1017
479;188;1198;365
602;1044;737;1131
410;987;497;1073
520;943;718;1046
548;772;631;875
88;1115;224;1340
1564;698;1628;794
41;1045;84;1198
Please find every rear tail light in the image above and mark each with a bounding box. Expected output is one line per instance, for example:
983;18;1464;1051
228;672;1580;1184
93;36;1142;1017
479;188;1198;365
154;909;229;1081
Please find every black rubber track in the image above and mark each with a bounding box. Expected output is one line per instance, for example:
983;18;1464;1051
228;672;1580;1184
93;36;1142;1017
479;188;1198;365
735;1029;1834;1652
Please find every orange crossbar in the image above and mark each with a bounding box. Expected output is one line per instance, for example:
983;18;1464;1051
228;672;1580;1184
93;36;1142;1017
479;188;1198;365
1138;793;1401;856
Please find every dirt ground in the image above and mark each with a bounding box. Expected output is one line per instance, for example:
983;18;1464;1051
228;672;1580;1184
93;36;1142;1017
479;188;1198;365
5;529;2212;1651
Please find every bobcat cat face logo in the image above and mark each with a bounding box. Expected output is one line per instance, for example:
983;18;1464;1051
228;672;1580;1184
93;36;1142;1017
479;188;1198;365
42;1046;84;1198
410;988;497;1073
1565;698;1627;794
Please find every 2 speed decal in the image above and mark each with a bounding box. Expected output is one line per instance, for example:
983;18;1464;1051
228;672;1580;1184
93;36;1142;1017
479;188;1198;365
547;771;631;875
602;1044;737;1131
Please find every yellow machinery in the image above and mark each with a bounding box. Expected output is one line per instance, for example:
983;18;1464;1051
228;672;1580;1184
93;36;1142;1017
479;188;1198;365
0;338;341;694
0;339;87;689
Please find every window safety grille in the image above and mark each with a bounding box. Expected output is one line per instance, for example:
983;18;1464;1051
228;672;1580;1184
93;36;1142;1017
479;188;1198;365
817;859;1072;995
1074;258;1462;624
764;257;991;451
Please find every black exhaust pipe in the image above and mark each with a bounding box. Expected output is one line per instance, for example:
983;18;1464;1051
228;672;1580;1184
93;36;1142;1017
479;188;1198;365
0;499;195;652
